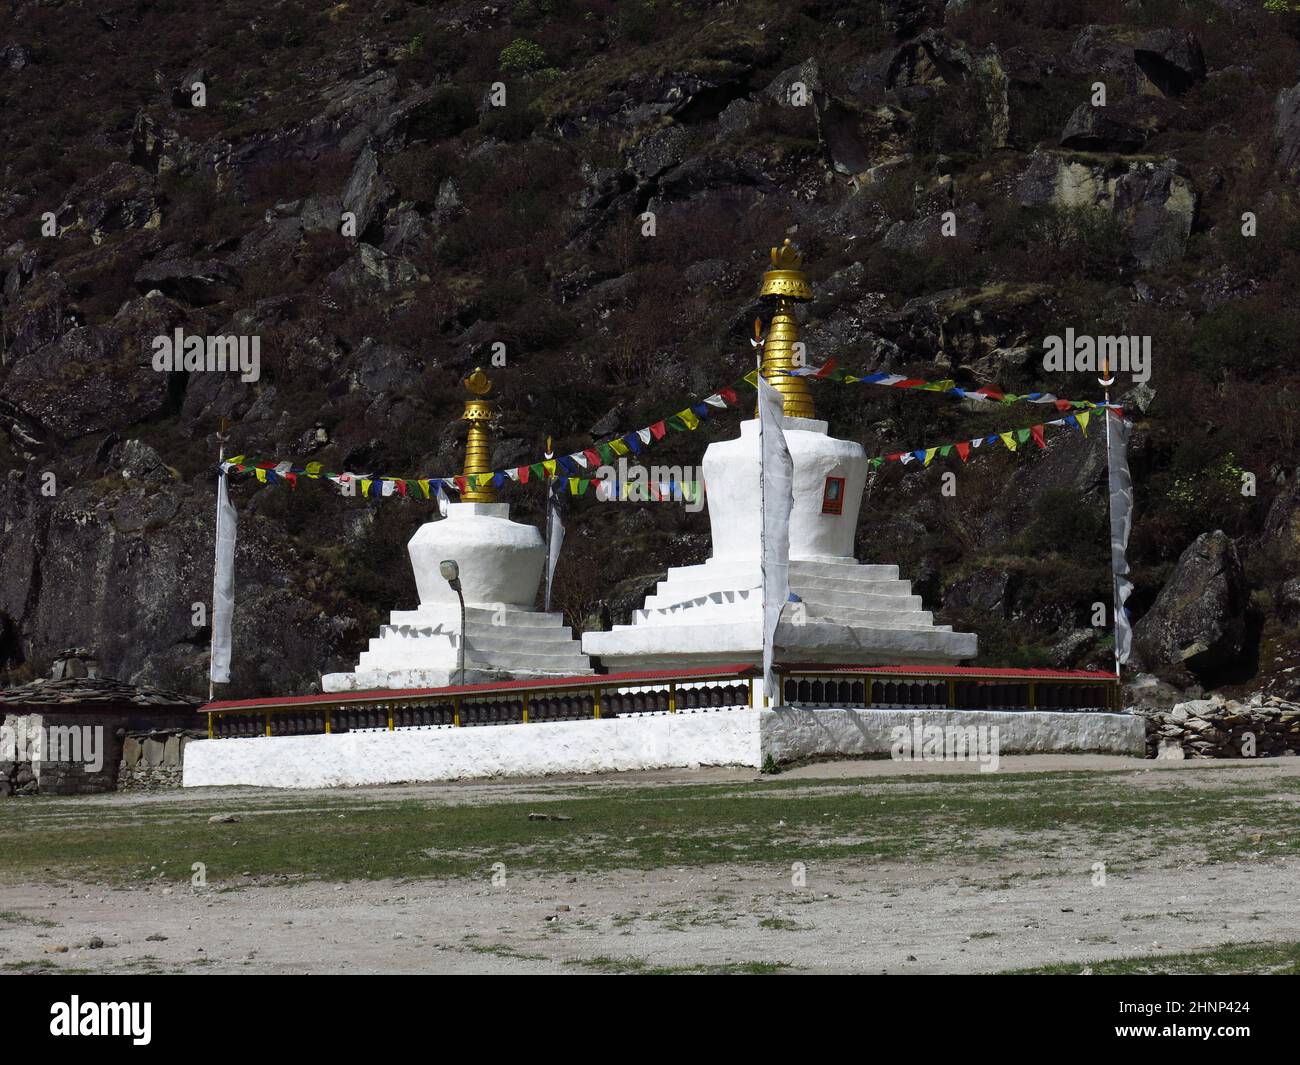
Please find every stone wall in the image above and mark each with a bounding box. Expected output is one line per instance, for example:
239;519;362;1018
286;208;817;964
1137;696;1300;759
0;712;203;795
118;729;206;790
0;711;126;795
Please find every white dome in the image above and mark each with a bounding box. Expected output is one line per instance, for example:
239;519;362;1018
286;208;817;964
407;502;545;608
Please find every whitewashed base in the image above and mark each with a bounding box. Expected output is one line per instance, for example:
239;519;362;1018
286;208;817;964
761;708;1147;762
183;708;1145;789
183;709;762;789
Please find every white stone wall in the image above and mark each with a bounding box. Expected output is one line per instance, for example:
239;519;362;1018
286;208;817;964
183;709;763;789
761;707;1146;761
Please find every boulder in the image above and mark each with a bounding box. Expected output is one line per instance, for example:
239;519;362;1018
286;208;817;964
133;258;242;305
326;243;426;292
1018;154;1196;269
1059;103;1148;152
943;569;1012;615
58;163;162;236
1132;530;1250;684
0;43;32;72
1068;25;1205;97
628;124;690;180
1275;82;1300;176
341;145;394;239
1278;578;1300;625
881;1;946;39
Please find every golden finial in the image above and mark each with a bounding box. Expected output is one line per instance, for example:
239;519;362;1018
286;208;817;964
756;238;815;419
759;237;814;302
461;367;495;502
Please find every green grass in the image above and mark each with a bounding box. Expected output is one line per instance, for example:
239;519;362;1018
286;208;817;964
567;955;790;975
0;910;56;928
0;769;1293;888
1003;940;1300;975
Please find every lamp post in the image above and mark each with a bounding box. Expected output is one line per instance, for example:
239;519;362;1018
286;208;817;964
440;559;465;686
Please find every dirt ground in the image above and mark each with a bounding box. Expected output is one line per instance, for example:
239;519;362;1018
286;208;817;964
2;756;1296;975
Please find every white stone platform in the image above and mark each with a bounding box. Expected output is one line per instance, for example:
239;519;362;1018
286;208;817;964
183;707;1144;788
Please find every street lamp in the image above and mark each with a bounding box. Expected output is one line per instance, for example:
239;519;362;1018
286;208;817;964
440;559;465;686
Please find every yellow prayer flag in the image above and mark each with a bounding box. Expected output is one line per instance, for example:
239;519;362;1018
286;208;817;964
923;447;938;466
608;439;629;457
999;432;1017;452
1077;411;1091;435
678;409;700;430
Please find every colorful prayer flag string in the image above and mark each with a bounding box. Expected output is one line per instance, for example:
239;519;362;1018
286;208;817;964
783;364;1107;411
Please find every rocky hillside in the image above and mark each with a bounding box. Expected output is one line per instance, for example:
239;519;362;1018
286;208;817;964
1;0;1298;702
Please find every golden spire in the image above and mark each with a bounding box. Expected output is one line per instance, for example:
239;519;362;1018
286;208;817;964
460;367;495;503
757;238;815;420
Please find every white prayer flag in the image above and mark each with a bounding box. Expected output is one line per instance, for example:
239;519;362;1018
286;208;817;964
1107;410;1135;667
210;471;237;685
544;482;565;613
758;375;794;704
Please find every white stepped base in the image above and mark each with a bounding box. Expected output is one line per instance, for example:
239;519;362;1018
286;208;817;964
324;604;591;693
584;615;976;670
585;555;976;668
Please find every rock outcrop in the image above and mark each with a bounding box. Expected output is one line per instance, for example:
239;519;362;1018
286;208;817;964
1132;531;1250;685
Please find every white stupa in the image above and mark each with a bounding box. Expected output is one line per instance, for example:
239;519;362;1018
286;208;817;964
583;240;976;672
322;369;591;692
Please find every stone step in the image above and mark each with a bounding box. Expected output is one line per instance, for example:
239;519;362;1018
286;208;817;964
360;645;592;673
373;620;582;644
648;572;917;600
386;607;572;629
666;559;902;582
634;603;935;627
367;628;585;656
643;586;924;613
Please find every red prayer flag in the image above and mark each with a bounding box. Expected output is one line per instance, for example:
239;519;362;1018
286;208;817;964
650;421;667;440
955;442;970;463
517;466;529;485
1031;424;1046;449
718;387;737;405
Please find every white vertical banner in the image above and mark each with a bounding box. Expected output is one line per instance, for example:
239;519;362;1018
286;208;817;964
210;470;237;685
1106;409;1134;667
758;375;794;704
544;482;564;613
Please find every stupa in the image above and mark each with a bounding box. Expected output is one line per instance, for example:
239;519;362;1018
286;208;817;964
583;240;977;675
322;369;591;692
